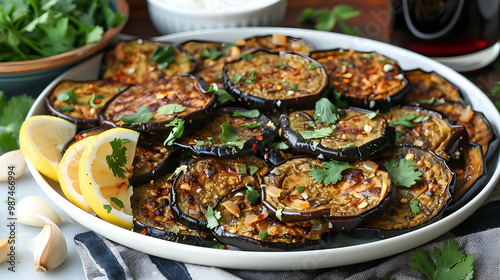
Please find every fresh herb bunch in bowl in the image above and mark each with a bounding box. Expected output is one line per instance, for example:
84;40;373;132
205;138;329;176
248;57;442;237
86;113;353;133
0;0;129;97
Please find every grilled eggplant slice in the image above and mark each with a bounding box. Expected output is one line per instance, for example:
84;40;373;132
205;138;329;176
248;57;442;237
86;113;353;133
174;107;277;158
384;106;469;161
416;99;496;159
310;49;408;109
171;156;268;231
223;50;329;112
46;80;128;130
261;157;393;231
101;39;197;84
402;69;461;104
356;145;455;238
444;142;487;214
279;107;395;161
98;75;217;134
212;187;335;251
131;175;217;247
238;34;315;56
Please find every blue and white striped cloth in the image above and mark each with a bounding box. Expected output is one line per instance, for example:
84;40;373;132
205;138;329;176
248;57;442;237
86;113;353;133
74;222;500;280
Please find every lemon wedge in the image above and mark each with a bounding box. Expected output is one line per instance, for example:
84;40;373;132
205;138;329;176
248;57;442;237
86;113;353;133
19;115;77;182
58;136;96;214
79;127;139;229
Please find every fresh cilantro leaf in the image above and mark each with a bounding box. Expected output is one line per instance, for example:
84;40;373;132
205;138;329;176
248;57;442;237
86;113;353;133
205;205;221;229
220;121;239;143
206;83;219;93
233;109;260;119
416;97;436;104
340;143;355;148
383;159;423;188
366;110;379;119
276;209;283;221
310;160;354;185
58;105;75;112
215;89;235;104
57;89;78;104
307;64;318;70
298;7;316;22
233;74;243;83
199;47;225;60
246;186;260;205
164;118;185;146
259;231;268;239
410;240;474;280
106;138;129;178
298;5;360;35
119;105;153;124
395;130;403;142
290;83;299;90
172;225;180;234
0;92;35;152
220;141;245;149
240;122;261;129
212;243;226;249
274;142;289;150
390;114;419;128
157;104;186;115
314;98;339;125
410;199;421;214
151;45;176;69
306;121;317;129
249;165;259;176
89;93;104;109
300;127;333;140
296;187;304;193
240;53;254;60
332;89;349;108
103;205;112;213
110;197;124;209
0;133;19;153
207;137;215;145
239;164;247;174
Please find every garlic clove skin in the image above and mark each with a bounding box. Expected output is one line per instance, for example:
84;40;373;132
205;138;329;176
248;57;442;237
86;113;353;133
17;196;63;226
24;214;67;273
0;149;27;181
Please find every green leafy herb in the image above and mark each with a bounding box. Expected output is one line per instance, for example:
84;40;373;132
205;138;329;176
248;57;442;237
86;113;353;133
233;109;260;119
164;118;185;146
0;92;35;153
307;64;318;70
239;164;247;174
492;81;500;96
0;0;126;62
332;89;349;108
290;83;299;90
220;141;245;149
106;138;129;178
340;143;355;148
411;240;474;280
259;231;268;239
246;186;260;205
300;127;333;140
395;130;403;142
310;160;354;185
416;97;436;104
215;89;235;104
298;5;361;35
296;187;304;193
103;205;112;214
245;71;257;84
207;137;215;145
383;159;423;188
233;74;243;83
366;110;379;119
119;105;153;124
57;90;79;104
306;121;317;129
274;142;289;150
276;209;283;221
110;197;124;209
151;45;176;69
249;165;259;176
240;53;254;60
199;47;224;60
410;199;421;215
314;98;339;125
157;104;186;115
220;121;239;143
362;54;373;59
172;225;180;234
89;93;104;109
205;205;221;229
240;122;261;129
58;105;76;112
212;243;226;249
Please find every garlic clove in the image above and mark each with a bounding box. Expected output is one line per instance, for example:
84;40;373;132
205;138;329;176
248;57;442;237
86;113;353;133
17;196;63;226
0;149;27;181
24;214;67;273
0;236;11;264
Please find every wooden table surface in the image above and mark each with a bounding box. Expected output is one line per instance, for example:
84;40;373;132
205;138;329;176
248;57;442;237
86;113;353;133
122;0;500;103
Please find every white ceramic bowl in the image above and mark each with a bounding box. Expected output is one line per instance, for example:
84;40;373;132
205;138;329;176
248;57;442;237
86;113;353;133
147;0;287;34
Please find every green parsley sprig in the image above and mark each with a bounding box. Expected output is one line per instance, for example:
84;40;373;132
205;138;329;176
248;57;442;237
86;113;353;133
383;159;422;188
309;160;354;185
298;5;361;35
105;138;130;178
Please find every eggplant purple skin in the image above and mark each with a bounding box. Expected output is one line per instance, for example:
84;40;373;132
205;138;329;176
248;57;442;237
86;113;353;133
173;107;278;158
222;50;330;114
133;220;217;247
278;108;396;162
97;76;219;135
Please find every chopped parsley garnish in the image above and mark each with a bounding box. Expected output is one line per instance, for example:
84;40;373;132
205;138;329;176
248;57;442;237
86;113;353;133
151;45;176;69
233;109;260;119
395;130;403;142
298;5;360;35
246;186;260;205
164;118;185;146
157;104;186;115
216;89;236;104
172;225;180;234
205;205;221;229
239;164;247;174
366;109;379;119
245;71;257;84
276;209;283;221
307;64;318;70
314;98;339;125
233;74;243;83
332;89;349;108
240;53;254;60
274;142;289;150
240;122;261;129
362;54;373;59
89;93;104;109
249;165;259;176
296;187;304;193
57;89;79;104
110;197;124;209
383;159;423;188
411;240;474;280
416;97;436;104
410;199;420;215
119;105;153;124
212;243;226;249
199;47;225;60
340;143;355;148
390;114;429;128
58;105;76;112
309;160;354;185
300;127;333;140
306;121;317;129
103;205;112;213
259;231;268;239
220;121;239;143
106;138;129;178
290;83;299;90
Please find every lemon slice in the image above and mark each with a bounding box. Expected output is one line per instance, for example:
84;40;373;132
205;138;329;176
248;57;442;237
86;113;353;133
79;128;140;229
58;136;96;213
19;115;77;182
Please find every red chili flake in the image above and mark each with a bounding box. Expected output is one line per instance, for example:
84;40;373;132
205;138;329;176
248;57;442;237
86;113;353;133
75;134;85;141
257;214;265;220
358;130;364;135
294;70;301;76
333;81;340;86
165;216;173;222
327;228;331;233
127;60;134;65
264;153;269;159
160;188;170;196
344;196;351;200
148;211;156;219
223;247;228;250
252;143;258;152
256;133;263;141
303;223;312;227
353;201;362;206
140;229;147;235
362;134;368;137
353;116;360;121
342;78;350;84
